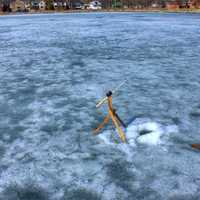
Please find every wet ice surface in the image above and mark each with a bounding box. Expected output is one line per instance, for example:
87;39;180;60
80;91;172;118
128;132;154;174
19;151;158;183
0;12;200;200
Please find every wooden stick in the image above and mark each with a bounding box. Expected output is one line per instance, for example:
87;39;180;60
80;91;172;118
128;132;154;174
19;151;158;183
109;109;126;143
93;115;110;134
191;144;200;150
108;96;126;143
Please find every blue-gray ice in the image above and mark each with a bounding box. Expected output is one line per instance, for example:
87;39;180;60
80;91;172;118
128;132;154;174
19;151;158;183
0;12;200;200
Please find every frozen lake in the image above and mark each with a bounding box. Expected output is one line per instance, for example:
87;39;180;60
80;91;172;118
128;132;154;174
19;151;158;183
0;12;200;200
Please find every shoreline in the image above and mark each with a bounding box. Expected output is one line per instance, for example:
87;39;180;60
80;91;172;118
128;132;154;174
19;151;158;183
1;8;200;16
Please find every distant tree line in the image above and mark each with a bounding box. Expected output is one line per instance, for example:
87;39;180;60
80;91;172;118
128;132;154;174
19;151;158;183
0;0;11;11
101;0;165;8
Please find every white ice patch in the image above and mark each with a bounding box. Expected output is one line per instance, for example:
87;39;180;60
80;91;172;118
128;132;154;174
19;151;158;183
98;130;113;145
98;118;178;147
128;121;163;146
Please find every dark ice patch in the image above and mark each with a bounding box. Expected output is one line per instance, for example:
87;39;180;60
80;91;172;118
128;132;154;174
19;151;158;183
128;187;161;200
62;188;101;200
190;111;200;117
0;183;50;200
40;124;59;135
70;60;86;68
0;127;24;143
171;117;181;125
0;146;5;157
169;193;200;200
190;105;200;118
170;167;181;176
106;159;134;192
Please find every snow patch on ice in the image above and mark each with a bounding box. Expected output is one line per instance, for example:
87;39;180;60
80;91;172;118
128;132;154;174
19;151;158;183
98;130;113;145
98;118;179;147
127;121;163;146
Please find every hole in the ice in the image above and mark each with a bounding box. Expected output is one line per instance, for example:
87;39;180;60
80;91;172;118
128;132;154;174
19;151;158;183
1;183;50;200
62;188;101;200
138;129;152;136
98;118;179;146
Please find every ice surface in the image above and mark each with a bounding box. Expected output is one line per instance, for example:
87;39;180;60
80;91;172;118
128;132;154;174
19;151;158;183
0;12;200;200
